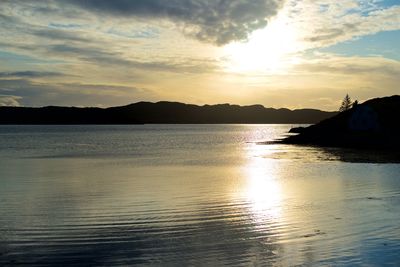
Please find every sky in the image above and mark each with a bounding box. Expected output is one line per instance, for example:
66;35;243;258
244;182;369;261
0;0;399;110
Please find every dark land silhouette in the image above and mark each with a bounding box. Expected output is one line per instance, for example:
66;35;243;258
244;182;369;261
281;95;400;149
0;101;336;124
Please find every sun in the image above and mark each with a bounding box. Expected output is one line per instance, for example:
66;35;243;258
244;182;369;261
222;10;303;74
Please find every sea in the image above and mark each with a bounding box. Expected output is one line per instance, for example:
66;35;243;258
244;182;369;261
0;125;399;266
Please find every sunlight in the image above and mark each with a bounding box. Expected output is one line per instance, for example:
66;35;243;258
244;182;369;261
243;144;283;220
223;10;303;74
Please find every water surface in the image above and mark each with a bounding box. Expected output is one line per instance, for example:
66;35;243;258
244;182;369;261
0;125;399;266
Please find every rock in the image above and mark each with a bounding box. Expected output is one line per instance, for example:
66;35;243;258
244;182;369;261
289;126;306;133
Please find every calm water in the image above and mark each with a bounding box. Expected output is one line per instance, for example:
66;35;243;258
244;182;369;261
0;125;399;266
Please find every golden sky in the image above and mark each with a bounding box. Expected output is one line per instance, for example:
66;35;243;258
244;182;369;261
0;0;399;110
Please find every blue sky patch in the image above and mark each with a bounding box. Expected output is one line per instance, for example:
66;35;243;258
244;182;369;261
321;30;400;60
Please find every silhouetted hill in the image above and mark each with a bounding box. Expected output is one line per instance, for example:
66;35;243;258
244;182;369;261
282;95;400;149
0;101;336;124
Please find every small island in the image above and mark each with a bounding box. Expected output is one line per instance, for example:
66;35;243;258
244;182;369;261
281;95;400;149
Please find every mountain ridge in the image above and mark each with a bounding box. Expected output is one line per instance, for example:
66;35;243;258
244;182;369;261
0;101;337;124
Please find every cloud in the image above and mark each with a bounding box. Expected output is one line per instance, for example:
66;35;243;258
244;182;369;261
0;71;65;79
64;0;285;45
4;42;217;74
292;0;400;48
0;0;398;110
296;54;400;76
32;28;91;43
0;95;22;106
0;79;156;107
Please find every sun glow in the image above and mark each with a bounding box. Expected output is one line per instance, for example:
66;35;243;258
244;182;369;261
223;11;303;74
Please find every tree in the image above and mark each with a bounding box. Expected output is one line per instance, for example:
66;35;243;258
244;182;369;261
339;94;352;112
352;100;358;109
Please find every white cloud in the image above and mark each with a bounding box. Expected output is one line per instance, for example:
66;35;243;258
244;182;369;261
288;0;400;49
295;53;400;76
0;95;22;106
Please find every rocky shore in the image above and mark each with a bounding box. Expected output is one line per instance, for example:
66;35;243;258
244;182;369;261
281;95;400;149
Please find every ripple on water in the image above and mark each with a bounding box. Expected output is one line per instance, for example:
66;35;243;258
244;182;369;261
1;125;400;265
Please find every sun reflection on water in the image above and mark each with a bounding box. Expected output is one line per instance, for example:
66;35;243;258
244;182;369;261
243;143;283;221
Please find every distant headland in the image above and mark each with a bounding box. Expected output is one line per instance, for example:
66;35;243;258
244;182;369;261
0;101;336;125
281;95;400;149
